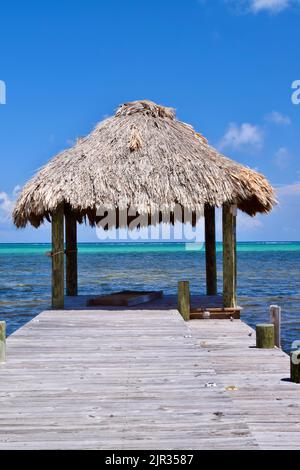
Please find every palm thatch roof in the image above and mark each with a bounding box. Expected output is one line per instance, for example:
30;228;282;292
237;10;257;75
13;100;276;228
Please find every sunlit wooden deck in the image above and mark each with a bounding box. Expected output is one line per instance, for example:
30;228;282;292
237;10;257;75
0;303;299;450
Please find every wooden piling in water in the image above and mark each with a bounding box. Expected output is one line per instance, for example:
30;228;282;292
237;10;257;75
290;350;300;384
256;324;275;349
204;204;217;296
52;204;65;309
222;204;237;308
270;305;281;348
178;281;190;321
65;206;78;297
0;321;6;363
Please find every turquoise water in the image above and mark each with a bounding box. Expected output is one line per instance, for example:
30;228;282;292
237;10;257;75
1;241;300;254
0;242;299;352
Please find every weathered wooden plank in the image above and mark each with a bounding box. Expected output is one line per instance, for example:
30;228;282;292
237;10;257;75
189;319;300;450
0;307;259;450
190;311;240;320
0;303;299;450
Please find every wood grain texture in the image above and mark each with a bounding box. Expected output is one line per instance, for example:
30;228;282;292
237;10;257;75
0;321;5;363
178;281;190;321
270;305;281;349
222;204;237;308
256;324;275;349
65;206;77;297
51;204;64;309
204;204;217;296
0;304;299;450
189;319;300;450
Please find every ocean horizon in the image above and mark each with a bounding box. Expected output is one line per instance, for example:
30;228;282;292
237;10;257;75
0;241;299;353
1;240;300;254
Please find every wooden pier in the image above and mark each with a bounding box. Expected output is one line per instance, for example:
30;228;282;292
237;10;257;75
0;299;299;450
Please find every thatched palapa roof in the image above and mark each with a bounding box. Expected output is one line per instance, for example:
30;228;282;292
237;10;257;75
13;100;276;228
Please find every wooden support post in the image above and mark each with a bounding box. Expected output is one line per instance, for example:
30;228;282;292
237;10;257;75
65;207;78;296
290;350;300;384
0;321;6;363
256;324;275;349
178;281;190;321
52;204;65;309
204;204;217;295
222;203;237;308
270;305;281;348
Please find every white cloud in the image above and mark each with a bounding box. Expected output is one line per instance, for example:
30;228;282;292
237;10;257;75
277;181;300;197
219;122;264;150
12;185;21;197
215;207;264;240
274;147;291;169
0;192;15;222
238;212;263;230
227;0;297;14
0;186;20;223
251;0;291;13
265;111;291;126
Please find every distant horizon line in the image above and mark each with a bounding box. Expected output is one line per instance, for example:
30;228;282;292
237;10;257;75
0;241;300;245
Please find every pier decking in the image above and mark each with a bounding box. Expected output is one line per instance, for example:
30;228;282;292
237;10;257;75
0;301;299;450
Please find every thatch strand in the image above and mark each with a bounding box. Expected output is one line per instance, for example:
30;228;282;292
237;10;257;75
129;128;142;152
13;99;276;228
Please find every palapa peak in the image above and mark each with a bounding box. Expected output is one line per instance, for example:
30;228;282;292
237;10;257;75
115;100;176;120
13;99;276;228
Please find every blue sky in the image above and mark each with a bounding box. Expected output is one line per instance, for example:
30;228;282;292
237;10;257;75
0;0;299;242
